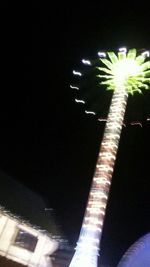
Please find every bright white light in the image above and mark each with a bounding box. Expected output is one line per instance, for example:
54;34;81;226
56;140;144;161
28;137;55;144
99;48;150;94
88;203;105;209
100;151;116;159
70;85;80;90
88;201;106;209
98;52;106;57
69;254;97;267
94;178;111;185
82;59;91;65
87;207;104;214
84;216;103;226
112;59;141;86
80;236;99;244
90;192;108;199
119;47;127;53
78;242;98;251
97;164;113;172
147;117;150;121
102;141;118;149
85;110;96;115
73;70;82;76
142;51;150;58
83;224;102;232
75;99;85;104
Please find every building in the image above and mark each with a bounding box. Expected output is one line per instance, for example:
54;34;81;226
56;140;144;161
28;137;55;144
0;171;59;267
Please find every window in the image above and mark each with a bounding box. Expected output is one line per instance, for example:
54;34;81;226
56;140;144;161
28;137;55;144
14;229;38;252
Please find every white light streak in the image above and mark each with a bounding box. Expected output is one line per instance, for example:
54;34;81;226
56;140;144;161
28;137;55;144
119;47;127;53
85;210;105;217
93;178;111;185
98;51;106;57
87;207;104;215
98;118;107;122
147;117;150;121
130;122;142;127
101;141;118;149
105;132;120;139
82;59;92;65
88;202;106;209
107;123;122;130
85;110;96;115
100;151;116;159
73;70;82;76
70;85;80;90
97;164;113;173
142;51;150;58
110;106;125;112
75;99;85;104
90;191;108;199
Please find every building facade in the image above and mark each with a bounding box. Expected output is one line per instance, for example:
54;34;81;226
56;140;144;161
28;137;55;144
0;171;59;267
0;208;58;267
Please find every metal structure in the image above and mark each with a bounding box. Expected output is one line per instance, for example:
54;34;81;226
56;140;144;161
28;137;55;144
69;48;150;267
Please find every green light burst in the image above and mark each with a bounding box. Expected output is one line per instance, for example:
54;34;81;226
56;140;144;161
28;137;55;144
97;49;150;94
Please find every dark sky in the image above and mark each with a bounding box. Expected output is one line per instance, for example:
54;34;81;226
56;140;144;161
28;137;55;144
1;4;150;266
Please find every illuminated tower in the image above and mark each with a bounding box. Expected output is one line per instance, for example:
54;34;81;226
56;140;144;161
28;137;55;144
69;48;150;267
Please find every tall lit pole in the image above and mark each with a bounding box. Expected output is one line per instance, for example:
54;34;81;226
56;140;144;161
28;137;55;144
69;48;150;267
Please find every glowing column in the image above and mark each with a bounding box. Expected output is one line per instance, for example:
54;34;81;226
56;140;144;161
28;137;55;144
69;88;128;267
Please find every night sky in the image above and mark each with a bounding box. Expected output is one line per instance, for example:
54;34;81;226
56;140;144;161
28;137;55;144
1;4;150;266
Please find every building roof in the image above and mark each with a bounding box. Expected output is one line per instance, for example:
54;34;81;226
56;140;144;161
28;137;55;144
0;170;59;236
